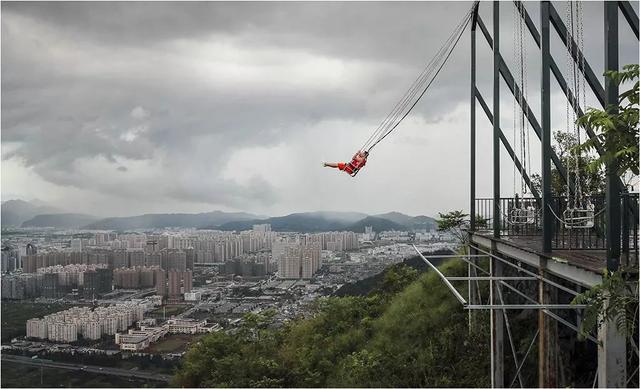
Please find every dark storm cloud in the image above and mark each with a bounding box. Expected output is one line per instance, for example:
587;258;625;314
1;1;638;215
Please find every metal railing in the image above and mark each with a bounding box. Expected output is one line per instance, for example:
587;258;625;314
473;193;638;254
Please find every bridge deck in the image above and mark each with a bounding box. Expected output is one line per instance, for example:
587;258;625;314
474;231;638;275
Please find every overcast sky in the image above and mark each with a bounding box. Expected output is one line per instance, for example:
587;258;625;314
2;1;638;218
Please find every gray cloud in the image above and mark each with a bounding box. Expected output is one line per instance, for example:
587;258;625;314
1;1;638;216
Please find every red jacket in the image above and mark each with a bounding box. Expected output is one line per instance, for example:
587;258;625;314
346;156;366;174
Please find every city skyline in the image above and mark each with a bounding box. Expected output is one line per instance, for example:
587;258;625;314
2;1;638;218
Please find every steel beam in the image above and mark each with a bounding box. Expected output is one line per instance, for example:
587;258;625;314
516;2;639;231
468;242;580;296
509;330;539;389
492;2;501;240
447;276;536;281
497;286;525;388
515;1;606;157
477;15;569;187
541;1;553;254
599;5;627;387
619;1;639;39
470;2;478;231
412;246;467;304
548;3;606;107
605;1;621;272
499;280;598;343
475;89;540;200
466;304;586;310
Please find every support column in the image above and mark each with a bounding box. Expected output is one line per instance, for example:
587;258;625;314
597;299;627;388
605;0;621;271
490;242;504;387
600;5;626;383
538;257;558;387
540;1;553;253
470;3;478;232
469;4;479;334
492;0;500;239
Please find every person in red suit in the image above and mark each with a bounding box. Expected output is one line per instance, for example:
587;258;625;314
323;150;369;177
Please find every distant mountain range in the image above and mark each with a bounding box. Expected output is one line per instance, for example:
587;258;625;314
21;213;100;229
1;199;436;232
83;211;263;230
215;211;436;233
1;200;61;227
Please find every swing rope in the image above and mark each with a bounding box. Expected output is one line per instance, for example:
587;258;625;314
360;1;479;153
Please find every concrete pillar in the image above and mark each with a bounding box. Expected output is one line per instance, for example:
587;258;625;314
597;298;627;388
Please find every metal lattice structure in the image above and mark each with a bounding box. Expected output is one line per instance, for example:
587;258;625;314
462;1;639;387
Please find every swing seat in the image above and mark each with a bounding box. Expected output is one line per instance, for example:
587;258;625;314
509;206;537;225
562;206;595;229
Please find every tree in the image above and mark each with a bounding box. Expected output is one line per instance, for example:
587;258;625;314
437;210;469;245
530;131;605;197
576;64;639;176
572;270;639;358
436;211;488;242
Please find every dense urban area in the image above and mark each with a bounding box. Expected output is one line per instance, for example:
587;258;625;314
1;221;456;387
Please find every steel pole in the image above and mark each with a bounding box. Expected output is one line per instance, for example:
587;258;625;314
605;1;621;271
471;5;477;232
540;1;552;253
492;1;501;239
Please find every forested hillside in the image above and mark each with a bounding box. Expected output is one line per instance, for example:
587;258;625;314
174;259;491;387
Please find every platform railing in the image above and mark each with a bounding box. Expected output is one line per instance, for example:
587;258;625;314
473;193;638;256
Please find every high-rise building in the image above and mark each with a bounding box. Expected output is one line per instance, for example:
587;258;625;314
167;270;180;298
1;245;19;273
166;270;192;299
154;268;166;296
82;268;113;298
279;245;301;279
70;239;83;252
42;273;60;298
184;247;195;271
253;224;272;233
183;270;192;293
278;243;321;279
129;250;145;268
112;249;128;269
161;249;186;271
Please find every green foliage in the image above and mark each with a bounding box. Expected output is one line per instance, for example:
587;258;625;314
576;64;639;175
174;260;490;387
572;270;639;355
437;210;469;244
474;214;489;229
530;131;605;196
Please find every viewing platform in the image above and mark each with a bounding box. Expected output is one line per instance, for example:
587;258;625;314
471;194;638;286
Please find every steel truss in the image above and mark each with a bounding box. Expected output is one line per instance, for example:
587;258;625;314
413;245;602;388
412;245;586;311
468;4;639;384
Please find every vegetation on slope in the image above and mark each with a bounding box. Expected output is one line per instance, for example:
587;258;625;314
174;260;490;387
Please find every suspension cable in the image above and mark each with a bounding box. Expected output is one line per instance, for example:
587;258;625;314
361;2;478;152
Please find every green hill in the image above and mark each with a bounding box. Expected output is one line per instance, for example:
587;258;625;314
21;213;99;229
83;211;261;230
216;211;433;233
174;258;490;387
333;249;450;297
